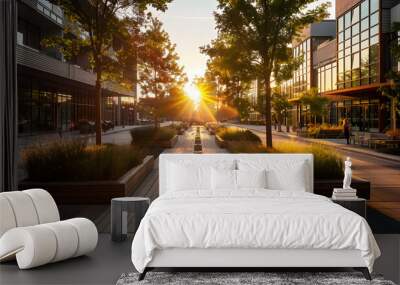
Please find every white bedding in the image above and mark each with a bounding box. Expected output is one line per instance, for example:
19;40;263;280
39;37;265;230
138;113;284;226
131;190;380;273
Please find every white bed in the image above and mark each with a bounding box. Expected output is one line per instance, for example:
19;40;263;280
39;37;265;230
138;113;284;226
131;154;380;280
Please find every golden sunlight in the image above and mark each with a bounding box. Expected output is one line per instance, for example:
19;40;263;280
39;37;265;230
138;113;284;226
184;84;202;109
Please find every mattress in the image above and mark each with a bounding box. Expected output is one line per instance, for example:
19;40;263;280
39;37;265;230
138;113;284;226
131;190;380;273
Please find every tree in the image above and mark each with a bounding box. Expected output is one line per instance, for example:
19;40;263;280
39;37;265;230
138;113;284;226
139;18;187;128
299;88;329;125
211;0;328;147
379;22;400;132
201;34;254;110
233;97;251;121
272;89;291;132
46;0;172;144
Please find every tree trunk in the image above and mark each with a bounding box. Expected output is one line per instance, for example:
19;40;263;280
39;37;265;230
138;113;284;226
278;114;282;132
95;74;102;145
392;97;397;132
285;111;289;132
264;79;273;148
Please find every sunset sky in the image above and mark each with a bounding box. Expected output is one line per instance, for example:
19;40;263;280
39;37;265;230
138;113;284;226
152;0;336;82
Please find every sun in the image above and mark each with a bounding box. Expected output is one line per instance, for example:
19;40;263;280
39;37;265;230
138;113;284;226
184;84;202;109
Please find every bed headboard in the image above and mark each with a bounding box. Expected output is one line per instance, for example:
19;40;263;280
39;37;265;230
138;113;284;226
159;153;314;195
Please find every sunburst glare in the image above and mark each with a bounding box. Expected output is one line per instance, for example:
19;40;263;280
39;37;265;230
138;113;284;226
184;84;202;110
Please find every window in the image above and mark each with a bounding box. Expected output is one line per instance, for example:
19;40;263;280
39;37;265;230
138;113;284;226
361;0;369;19
339;32;344;43
352;52;360;69
361;18;369;31
370;0;379;13
370;25;379;36
336;0;380;88
370;12;379;27
352;24;360;35
352;6;360;25
345;28;351;39
345;11;352;28
338;16;344;32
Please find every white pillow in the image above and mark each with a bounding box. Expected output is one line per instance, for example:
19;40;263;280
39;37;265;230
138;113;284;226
266;162;307;191
211;168;237;190
167;162;211;191
236;169;267;189
237;159;308;192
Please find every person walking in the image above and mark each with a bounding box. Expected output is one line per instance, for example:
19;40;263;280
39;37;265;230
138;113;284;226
343;118;351;144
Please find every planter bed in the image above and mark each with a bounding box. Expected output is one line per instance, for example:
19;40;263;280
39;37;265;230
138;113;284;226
19;156;155;205
215;135;227;148
156;135;178;148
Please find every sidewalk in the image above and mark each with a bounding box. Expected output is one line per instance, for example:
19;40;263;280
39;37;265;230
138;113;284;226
233;123;400;163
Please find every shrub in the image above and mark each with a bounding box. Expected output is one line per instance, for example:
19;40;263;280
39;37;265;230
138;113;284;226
130;126;177;146
154;127;177;141
22;141;145;182
274;142;343;179
216;127;261;144
226;141;273;153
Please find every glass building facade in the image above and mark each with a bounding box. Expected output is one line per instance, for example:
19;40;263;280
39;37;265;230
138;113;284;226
293;39;312;96
16;0;137;136
337;0;380;89
18;75;136;135
318;62;337;93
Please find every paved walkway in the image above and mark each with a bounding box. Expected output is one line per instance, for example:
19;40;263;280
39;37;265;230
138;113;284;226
230;123;400;223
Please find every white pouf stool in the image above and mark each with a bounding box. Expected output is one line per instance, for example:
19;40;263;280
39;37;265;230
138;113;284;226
0;189;98;269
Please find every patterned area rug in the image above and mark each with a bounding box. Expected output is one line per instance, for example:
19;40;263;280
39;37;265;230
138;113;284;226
116;272;395;285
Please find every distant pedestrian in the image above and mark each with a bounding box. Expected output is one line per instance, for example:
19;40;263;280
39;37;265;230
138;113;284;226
343;118;351;144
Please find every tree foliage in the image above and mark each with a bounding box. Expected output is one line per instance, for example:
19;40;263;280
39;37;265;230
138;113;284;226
206;0;329;147
272;89;291;131
45;0;173;144
138;18;187;127
300;88;329;124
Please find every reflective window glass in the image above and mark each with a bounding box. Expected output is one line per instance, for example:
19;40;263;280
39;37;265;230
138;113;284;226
345;28;351;39
338;42;344;51
361;30;369;41
361;0;369;19
370;25;379;36
352;6;360;24
338;32;344;43
369;44;379;63
361;39;369;50
352;24;360;35
370;12;379;27
352;52;360;69
338;58;344;73
338;16;344;32
352;43;360;53
361;48;369;67
370;35;379;45
361;18;369;31
370;0;379;13
345;11;352;28
345;56;351;71
353;34;360;44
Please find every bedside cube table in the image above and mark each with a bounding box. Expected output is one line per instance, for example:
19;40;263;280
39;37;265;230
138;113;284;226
111;197;150;242
331;198;366;219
